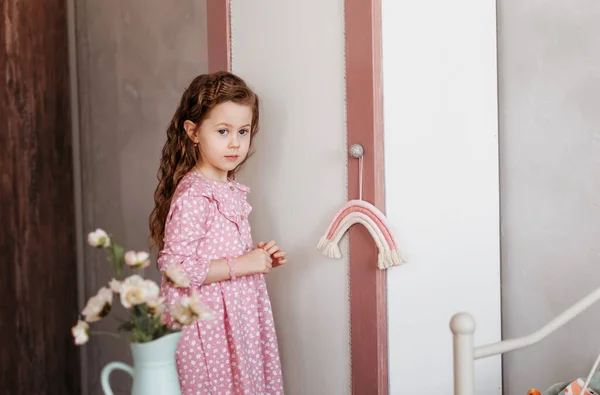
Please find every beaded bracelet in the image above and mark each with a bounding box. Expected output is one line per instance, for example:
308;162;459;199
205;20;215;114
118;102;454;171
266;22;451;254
227;257;236;281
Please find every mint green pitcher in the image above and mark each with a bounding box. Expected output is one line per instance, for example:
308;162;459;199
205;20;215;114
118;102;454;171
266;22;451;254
101;331;183;395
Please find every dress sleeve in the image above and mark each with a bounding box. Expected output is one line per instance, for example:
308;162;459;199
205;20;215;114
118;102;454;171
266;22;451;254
157;194;214;287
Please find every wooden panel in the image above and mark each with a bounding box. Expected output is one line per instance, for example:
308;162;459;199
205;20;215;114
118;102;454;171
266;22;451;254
207;0;231;72
345;0;388;393
0;0;80;393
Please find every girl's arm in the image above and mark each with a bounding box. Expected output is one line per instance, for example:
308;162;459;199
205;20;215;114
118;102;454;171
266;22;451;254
203;248;272;284
158;194;273;285
157;195;215;286
202;259;234;284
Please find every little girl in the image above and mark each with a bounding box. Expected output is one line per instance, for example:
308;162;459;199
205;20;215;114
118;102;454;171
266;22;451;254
149;71;286;394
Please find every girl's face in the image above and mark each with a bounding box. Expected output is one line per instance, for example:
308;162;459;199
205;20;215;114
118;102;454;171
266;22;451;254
189;101;253;181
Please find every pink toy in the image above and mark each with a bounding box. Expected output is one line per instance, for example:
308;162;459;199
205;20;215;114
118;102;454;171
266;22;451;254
317;199;405;269
564;378;599;395
318;144;405;270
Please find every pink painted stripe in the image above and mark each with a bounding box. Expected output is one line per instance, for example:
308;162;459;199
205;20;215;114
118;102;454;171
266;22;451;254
206;0;231;72
346;0;388;391
326;206;396;249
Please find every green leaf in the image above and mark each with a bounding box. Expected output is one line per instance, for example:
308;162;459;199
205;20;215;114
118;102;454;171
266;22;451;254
112;242;126;276
104;245;118;275
102;236;126;278
152;322;173;340
130;327;152;343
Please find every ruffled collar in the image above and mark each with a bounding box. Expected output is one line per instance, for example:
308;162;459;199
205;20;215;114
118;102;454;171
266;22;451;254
187;171;252;224
191;171;249;193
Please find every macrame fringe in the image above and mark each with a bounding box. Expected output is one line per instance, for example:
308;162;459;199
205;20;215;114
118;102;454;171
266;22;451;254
317;236;342;259
319;237;406;269
377;249;406;270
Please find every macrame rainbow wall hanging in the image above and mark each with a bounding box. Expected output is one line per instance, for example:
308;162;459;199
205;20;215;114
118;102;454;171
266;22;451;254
317;144;406;270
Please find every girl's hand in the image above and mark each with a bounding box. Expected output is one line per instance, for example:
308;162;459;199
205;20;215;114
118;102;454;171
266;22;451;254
236;248;273;275
258;240;287;268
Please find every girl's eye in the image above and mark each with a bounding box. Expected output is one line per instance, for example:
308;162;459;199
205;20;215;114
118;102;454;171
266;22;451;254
239;129;249;136
218;129;228;135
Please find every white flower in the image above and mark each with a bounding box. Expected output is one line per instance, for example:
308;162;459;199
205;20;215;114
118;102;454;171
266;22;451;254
146;296;166;317
170;303;193;326
81;287;112;323
164;263;190;288
170;290;213;326
108;278;122;293
71;320;89;345
87;228;111;248
124;251;150;269
119;275;160;309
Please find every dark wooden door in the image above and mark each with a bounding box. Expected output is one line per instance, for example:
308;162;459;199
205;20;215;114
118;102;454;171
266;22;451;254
1;0;81;393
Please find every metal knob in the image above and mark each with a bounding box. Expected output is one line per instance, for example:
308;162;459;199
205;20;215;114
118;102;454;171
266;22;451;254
349;144;364;158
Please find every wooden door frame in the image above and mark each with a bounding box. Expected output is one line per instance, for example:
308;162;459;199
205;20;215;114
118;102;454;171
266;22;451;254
344;0;388;393
207;1;388;393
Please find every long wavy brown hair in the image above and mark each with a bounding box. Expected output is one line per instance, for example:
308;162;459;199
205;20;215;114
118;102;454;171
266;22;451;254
149;71;260;251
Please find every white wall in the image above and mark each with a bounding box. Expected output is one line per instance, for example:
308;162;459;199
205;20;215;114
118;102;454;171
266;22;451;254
230;1;351;394
382;0;502;393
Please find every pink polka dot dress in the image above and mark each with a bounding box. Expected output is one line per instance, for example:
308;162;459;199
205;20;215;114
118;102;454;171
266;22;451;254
157;171;284;395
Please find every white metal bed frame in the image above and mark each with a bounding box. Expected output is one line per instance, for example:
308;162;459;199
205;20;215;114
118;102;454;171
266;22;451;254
450;286;600;395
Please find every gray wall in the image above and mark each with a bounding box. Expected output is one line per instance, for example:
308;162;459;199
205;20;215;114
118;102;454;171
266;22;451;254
74;1;208;393
499;1;600;393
